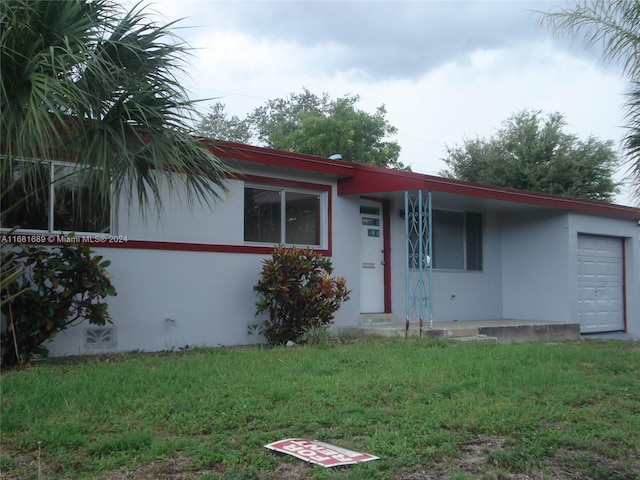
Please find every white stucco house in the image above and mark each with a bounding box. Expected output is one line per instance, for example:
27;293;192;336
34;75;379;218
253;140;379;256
5;140;640;355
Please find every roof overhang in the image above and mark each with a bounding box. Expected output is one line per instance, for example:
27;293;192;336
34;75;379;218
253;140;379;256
338;164;640;219
202;139;356;178
204;139;640;221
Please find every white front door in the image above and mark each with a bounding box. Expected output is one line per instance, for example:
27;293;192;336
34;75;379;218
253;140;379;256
577;235;625;333
360;200;385;313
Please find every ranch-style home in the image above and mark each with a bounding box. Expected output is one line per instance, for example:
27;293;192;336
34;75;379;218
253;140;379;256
4;140;640;355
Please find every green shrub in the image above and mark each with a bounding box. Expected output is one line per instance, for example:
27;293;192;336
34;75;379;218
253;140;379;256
298;324;335;347
0;238;116;366
0;229;27;308
254;245;350;344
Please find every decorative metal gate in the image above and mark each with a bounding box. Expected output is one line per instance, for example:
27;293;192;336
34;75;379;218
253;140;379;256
404;191;433;335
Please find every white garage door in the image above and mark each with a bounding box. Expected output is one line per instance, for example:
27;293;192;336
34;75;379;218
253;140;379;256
577;235;625;333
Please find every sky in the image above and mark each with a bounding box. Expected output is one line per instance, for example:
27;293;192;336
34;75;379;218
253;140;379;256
135;0;636;206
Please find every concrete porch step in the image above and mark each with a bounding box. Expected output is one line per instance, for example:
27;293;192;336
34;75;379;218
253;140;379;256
453;334;497;343
360;313;396;325
349;320;581;344
350;322;481;338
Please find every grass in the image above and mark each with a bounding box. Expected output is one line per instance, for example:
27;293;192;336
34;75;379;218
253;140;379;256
1;336;639;479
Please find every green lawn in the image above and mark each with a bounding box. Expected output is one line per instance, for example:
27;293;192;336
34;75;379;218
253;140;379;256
1;337;639;479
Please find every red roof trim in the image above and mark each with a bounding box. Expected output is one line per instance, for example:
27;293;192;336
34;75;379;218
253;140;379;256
203;139;640;220
203;139;356;176
338;167;640;219
10;238;332;256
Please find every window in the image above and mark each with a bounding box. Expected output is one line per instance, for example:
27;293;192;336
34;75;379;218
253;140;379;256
432;210;482;270
408;207;483;271
244;186;322;246
1;160;111;233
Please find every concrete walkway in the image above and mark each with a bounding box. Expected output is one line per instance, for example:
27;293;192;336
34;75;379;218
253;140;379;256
581;331;640;341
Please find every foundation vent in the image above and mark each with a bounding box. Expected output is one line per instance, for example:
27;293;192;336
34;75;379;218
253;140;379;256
85;326;116;349
248;324;265;336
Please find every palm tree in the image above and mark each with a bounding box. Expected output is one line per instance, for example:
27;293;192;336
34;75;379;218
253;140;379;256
538;0;640;202
0;0;228;226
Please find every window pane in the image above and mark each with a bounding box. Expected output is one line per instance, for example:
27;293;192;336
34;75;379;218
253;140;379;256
285;191;320;245
466;212;483;271
244;187;281;243
53;165;110;233
360;206;380;215
1;160;49;230
433;210;464;269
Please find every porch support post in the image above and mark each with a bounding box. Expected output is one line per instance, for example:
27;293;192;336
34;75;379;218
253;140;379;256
427;190;433;329
404;190;433;333
418;190;425;331
404;191;410;327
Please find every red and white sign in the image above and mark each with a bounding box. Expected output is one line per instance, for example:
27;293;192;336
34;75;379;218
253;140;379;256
264;438;379;468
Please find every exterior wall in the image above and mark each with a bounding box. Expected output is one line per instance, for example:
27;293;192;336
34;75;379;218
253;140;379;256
45;173;364;356
327;196;362;328
431;210;503;321
500;211;571;322
568;213;640;336
118;170;322;246
46;248;268;355
118;181;245;245
23;163;640;358
387;198;408;323
388;202;503;323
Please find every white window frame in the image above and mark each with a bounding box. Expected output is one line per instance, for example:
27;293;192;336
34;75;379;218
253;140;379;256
243;183;327;249
1;158;113;236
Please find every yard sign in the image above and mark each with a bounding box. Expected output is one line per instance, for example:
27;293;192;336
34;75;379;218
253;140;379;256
264;438;379;468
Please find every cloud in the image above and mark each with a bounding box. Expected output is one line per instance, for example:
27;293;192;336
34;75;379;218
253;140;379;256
156;0;579;80
136;0;634;205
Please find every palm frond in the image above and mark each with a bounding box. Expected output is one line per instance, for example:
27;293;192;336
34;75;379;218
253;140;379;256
1;0;228;224
538;0;640;202
539;1;640;79
623;81;640;200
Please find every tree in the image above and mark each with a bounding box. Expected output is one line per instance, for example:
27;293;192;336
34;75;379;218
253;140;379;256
441;110;620;202
196;89;406;169
538;0;640;201
197;102;251;144
1;0;228;222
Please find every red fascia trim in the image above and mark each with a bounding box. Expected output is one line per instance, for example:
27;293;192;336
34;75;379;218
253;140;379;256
203;140;356;177
338;167;640;220
15;238;332;256
101;240;333;256
341;167;425;194
90;240;280;254
200;138;639;219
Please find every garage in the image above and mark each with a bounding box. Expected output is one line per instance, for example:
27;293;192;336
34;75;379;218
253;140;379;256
577;234;625;333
